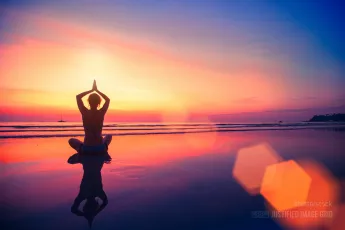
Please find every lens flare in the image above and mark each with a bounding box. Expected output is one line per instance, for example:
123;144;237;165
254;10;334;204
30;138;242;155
266;160;340;229
260;160;312;211
232;143;282;195
329;204;345;230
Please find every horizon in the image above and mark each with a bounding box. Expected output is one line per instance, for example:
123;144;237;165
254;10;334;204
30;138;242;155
1;0;344;122
1;2;345;229
1;108;345;123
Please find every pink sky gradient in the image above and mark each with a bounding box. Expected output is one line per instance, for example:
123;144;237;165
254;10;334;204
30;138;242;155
0;8;344;122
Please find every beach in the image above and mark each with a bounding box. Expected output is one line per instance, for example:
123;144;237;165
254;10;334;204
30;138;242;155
1;122;345;230
2;0;345;229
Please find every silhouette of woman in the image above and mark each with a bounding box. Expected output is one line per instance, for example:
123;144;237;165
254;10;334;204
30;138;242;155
68;153;111;227
68;80;112;154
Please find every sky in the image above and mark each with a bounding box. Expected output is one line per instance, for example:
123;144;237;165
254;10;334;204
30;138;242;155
0;0;344;122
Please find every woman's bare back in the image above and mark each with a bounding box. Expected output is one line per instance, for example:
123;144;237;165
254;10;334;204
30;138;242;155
69;80;111;149
82;110;105;145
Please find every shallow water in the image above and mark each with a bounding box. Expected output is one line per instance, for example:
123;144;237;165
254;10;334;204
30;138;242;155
1;128;345;230
1;121;344;138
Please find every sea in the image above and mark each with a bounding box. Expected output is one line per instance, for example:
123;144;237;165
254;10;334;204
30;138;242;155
1;122;345;230
1;121;345;138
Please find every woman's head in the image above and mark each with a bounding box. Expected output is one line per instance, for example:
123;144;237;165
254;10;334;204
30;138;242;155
83;198;99;227
88;93;101;109
83;197;99;213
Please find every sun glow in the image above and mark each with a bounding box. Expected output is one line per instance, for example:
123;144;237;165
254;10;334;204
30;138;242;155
73;47;116;88
2;6;342;122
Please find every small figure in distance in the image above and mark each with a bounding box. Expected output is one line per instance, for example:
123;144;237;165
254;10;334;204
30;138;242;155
68;80;112;156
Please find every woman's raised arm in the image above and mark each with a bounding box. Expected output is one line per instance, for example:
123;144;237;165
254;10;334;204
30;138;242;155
76;89;93;113
96;89;110;113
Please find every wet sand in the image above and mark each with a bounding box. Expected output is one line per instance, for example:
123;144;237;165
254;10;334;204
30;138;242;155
1;129;345;230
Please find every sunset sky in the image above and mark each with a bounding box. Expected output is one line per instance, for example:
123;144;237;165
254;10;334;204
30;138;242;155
0;0;344;122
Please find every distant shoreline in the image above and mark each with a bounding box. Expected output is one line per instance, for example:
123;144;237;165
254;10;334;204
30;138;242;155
308;113;345;122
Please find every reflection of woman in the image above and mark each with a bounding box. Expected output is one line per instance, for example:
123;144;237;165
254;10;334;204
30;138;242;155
68;80;112;154
68;153;111;227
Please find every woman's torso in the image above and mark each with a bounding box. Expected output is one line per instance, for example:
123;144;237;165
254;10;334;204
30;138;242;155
82;110;104;146
80;156;104;197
